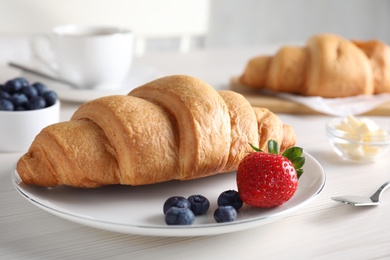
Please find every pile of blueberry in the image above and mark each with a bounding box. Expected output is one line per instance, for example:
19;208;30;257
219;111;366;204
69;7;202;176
0;77;58;111
163;190;243;225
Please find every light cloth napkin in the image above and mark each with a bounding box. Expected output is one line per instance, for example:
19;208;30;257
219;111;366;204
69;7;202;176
270;91;390;116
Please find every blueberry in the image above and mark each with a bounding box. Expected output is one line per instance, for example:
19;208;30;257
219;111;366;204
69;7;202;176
187;194;210;215
4;77;29;94
217;190;243;211
4;79;22;94
10;93;28;108
21;85;38;99
15;77;29;87
0;90;10;99
214;206;237;223
27;96;46;110
0;99;14;111
42;90;57;107
32;82;48;95
163;196;191;215
15;106;26;111
165;207;195;225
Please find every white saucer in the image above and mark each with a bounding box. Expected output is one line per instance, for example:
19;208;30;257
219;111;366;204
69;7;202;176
12;61;164;103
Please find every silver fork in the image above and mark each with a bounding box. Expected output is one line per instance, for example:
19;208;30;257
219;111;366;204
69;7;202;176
331;181;390;206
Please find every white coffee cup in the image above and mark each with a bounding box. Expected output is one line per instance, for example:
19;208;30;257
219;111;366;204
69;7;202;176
32;24;134;90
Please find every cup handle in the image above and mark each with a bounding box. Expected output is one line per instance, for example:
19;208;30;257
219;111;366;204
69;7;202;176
30;33;58;73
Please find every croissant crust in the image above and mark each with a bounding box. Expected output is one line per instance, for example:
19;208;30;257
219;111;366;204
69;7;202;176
17;75;296;188
239;34;390;97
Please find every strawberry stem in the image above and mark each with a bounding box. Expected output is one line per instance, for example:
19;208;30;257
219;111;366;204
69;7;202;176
249;140;305;179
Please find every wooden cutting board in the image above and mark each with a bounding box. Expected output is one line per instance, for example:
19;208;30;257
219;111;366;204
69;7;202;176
229;77;390;116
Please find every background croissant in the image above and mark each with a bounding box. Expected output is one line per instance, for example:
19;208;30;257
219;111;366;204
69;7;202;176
17;75;296;188
239;33;390;98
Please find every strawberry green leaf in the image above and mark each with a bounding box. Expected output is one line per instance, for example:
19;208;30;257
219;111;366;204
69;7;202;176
296;169;304;179
283;146;305;179
291;156;305;171
249;143;262;152
267;139;280;154
282;146;303;161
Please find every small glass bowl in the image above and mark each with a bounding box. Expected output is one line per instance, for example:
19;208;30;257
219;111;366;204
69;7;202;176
326;117;390;163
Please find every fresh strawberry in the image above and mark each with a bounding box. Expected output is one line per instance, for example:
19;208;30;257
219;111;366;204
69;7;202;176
236;140;305;208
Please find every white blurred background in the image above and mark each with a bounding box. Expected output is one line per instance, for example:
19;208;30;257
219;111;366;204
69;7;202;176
0;0;389;61
206;0;390;48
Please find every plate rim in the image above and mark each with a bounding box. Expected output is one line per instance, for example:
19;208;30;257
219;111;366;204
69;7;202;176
12;151;326;237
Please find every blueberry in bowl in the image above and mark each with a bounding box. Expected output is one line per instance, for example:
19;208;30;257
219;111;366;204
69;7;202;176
0;77;58;111
0;77;60;152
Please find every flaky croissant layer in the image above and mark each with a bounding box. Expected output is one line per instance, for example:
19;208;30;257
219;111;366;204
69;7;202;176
17;75;296;188
239;33;390;97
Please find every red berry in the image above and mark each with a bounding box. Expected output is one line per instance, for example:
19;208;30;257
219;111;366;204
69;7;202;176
236;152;298;208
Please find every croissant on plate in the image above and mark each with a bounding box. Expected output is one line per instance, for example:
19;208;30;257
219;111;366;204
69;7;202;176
16;75;296;188
239;33;390;98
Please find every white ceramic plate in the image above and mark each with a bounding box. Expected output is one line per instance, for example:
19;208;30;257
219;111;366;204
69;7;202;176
12;152;325;237
12;61;164;103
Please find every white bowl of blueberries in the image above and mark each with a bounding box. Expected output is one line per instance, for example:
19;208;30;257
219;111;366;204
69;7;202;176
0;77;60;152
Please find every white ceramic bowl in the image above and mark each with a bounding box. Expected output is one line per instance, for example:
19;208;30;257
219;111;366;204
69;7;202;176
0;101;60;152
326;117;390;163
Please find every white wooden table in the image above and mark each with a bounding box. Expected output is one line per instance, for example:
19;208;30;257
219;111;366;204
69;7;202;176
1;46;390;259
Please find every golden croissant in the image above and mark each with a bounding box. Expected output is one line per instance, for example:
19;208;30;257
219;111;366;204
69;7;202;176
239;33;390;98
16;75;296;188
